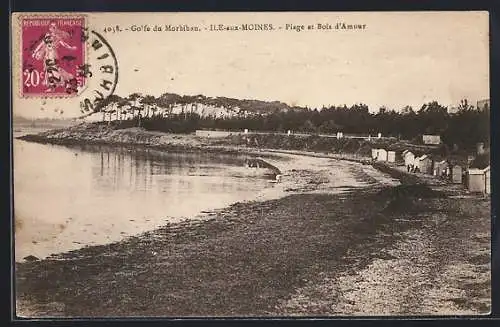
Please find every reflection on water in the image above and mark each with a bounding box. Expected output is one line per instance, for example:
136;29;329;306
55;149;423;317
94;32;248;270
90;146;269;193
13;140;275;261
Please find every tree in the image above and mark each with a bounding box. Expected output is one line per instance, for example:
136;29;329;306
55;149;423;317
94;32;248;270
107;109;116;125
457;98;474;112
300;119;317;133
151;104;158;117
141;95;156;118
318;120;341;133
117;99;130;122
418;101;448;134
128;93;142;115
94;94;122;123
128;92;143;126
401;105;414;115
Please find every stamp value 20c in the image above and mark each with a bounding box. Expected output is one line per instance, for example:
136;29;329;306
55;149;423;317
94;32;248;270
20;16;87;97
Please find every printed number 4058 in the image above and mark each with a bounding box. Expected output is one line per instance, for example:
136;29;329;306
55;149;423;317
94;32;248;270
23;69;44;87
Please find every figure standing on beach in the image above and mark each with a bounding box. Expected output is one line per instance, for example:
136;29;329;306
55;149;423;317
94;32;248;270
32;21;77;92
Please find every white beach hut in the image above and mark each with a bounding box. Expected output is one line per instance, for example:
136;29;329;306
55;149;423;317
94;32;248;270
485;166;491;195
403;151;415;168
467;168;486;193
434;160;449;177
415;155;432;174
387;151;396;163
452;165;463;184
377;149;388;162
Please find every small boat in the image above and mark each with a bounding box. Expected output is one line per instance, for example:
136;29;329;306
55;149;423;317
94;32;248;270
269;173;282;183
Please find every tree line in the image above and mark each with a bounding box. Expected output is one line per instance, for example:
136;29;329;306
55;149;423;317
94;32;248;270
92;93;489;151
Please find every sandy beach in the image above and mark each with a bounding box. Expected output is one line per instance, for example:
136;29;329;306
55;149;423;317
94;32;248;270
15;125;491;317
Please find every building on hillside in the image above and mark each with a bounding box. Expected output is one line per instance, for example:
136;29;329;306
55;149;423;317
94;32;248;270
422;135;441;145
371;148;379;160
452;165;463;184
477;99;490;111
415;155;432;174
387;151;396;163
376;149;388;162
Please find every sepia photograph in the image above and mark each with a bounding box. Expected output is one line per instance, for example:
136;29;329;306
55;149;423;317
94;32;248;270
11;11;491;317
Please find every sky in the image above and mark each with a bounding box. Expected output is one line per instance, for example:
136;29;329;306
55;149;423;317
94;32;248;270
12;11;489;118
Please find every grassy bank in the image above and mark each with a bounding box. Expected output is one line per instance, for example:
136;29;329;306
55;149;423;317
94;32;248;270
17;122;452;159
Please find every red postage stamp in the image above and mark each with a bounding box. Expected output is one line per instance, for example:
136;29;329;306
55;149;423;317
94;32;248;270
20;15;87;97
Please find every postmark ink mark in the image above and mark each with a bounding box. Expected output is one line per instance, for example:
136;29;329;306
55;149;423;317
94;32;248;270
78;29;119;115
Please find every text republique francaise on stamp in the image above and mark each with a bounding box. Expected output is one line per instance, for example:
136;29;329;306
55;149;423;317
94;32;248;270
19;14;119;115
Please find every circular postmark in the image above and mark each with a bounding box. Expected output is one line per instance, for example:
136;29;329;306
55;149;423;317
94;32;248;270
78;28;119;116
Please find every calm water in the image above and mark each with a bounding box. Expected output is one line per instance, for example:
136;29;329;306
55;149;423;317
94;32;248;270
13;138;278;261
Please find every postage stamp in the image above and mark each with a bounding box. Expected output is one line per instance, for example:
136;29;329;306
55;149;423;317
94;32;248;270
20;15;87;97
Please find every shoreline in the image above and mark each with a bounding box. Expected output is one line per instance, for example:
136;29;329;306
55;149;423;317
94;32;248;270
16;123;377;162
14;129;398;262
14;124;491;316
15;124;400;187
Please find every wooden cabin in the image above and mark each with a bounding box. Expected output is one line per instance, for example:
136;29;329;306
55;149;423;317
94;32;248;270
467;166;490;194
433;160;449;177
452;165;463;184
485;166;491;195
415;155;432;174
467;168;486;193
387;151;396;163
376;149;388;162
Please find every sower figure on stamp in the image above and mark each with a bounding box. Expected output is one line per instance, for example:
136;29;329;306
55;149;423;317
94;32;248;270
32;21;77;92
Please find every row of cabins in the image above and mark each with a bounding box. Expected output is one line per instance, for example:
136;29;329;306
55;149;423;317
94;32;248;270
371;148;396;163
372;148;491;195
